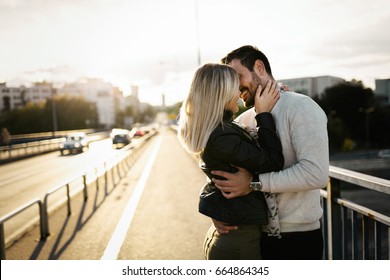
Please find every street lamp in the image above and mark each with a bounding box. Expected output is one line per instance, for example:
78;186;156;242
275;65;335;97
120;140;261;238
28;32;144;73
51;88;58;137
359;107;374;148
194;0;201;66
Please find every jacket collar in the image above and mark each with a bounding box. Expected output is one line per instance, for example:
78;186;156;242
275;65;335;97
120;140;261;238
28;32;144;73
223;110;234;122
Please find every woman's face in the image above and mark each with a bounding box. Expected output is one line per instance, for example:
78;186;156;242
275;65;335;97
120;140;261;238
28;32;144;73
226;89;240;113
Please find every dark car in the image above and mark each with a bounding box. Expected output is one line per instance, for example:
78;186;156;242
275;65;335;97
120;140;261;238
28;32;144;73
111;129;131;148
59;132;89;155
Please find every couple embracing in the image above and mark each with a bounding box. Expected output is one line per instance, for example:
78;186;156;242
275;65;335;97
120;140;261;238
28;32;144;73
178;45;329;260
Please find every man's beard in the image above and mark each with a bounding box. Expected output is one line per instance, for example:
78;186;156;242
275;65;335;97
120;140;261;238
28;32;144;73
242;72;261;108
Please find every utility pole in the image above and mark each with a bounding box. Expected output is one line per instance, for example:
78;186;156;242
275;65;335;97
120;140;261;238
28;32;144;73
195;0;201;66
51;88;58;137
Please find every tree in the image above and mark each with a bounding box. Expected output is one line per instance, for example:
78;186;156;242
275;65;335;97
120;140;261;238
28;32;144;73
0;96;99;134
370;105;390;147
1;102;46;133
320;80;375;148
46;95;98;130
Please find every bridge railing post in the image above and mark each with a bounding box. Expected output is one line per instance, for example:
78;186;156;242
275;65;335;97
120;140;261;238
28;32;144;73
327;177;343;259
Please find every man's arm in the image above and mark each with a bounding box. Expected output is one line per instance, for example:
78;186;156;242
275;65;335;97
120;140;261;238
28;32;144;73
212;167;253;198
212;97;329;197
212;219;238;234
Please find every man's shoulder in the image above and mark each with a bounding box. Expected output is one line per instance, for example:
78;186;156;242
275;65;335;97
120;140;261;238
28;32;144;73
281;91;310;102
281;91;327;121
281;91;321;109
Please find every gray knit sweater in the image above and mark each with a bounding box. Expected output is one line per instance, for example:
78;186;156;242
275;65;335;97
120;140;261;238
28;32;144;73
236;90;329;233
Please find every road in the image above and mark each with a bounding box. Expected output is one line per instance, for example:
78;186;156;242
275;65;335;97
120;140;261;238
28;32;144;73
0;138;126;216
0;137;128;241
4;127;211;259
2;126;389;260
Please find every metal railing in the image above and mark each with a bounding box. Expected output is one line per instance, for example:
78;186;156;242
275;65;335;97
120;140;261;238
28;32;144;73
0;130;157;259
322;165;390;260
0;199;44;259
0;130;109;162
170;124;390;259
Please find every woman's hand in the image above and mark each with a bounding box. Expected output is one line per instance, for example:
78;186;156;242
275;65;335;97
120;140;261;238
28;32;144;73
255;80;280;113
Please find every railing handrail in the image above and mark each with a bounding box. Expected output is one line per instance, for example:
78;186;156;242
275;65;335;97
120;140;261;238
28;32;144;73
0;198;44;260
334;196;390;225
0;198;42;224
0;130;157;259
0;131;110;162
329;165;390;194
326;165;390;260
9;129;97;140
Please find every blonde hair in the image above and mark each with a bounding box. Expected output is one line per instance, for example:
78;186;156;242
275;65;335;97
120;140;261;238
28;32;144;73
178;63;239;154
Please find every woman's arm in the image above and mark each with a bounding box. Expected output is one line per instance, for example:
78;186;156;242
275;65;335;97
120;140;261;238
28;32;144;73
209;81;283;175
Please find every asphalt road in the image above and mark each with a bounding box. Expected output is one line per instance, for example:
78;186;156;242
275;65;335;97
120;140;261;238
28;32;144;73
5;127;212;260
0;137;145;243
3;126;389;260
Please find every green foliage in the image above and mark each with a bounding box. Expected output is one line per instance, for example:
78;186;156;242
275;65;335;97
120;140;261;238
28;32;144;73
327;115;349;152
0;102;46;133
49;95;98;130
317;80;390;151
0;96;98;134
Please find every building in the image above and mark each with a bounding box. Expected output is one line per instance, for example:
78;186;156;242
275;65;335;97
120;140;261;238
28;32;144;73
58;78;123;128
0;82;53;112
278;76;345;98
375;78;390;105
121;85;141;128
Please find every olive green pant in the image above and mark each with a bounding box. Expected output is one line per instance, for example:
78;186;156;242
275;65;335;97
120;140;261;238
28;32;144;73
202;224;262;260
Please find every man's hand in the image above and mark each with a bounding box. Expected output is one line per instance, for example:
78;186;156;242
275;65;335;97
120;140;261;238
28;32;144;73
211;166;252;199
212;219;238;234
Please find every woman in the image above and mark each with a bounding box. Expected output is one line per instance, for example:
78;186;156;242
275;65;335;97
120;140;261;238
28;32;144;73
177;63;283;259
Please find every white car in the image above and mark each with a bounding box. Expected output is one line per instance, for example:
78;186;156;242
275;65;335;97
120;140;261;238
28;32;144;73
378;149;390;158
59;132;89;155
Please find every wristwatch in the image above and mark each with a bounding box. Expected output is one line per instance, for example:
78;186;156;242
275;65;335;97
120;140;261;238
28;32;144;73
249;180;263;191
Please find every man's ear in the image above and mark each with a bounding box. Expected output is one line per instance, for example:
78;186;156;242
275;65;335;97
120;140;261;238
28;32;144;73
254;59;265;76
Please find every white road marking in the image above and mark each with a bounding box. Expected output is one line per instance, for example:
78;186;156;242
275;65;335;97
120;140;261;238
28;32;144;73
101;136;162;260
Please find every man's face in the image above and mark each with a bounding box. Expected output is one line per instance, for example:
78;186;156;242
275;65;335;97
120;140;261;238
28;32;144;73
229;59;262;108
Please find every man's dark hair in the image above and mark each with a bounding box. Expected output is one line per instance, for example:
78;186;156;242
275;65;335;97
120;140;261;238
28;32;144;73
221;45;273;78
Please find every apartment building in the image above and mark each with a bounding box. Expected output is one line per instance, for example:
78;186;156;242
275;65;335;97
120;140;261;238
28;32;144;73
375;78;390;105
0;82;53;112
0;79;143;129
58;78;123;128
278;76;345;98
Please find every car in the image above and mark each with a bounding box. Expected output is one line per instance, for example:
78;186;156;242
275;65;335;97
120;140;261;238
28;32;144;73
111;129;132;148
59;132;89;155
131;127;146;137
378;149;390;158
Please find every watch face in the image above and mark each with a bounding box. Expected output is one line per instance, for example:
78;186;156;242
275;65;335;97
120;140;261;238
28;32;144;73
250;182;262;191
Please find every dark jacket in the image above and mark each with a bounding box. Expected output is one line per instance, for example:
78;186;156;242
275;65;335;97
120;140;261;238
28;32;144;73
200;111;284;179
199;110;284;225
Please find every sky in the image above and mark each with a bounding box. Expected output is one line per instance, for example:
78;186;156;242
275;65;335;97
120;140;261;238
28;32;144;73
0;0;389;106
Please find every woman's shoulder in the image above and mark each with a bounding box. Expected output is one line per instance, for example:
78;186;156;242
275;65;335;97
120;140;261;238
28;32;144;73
209;122;253;145
210;122;236;136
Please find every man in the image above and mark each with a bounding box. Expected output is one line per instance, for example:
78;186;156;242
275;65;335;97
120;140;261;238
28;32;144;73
211;45;329;259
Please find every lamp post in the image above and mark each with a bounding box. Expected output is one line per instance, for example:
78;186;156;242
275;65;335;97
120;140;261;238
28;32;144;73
194;0;201;66
51;88;58;137
359;107;374;148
